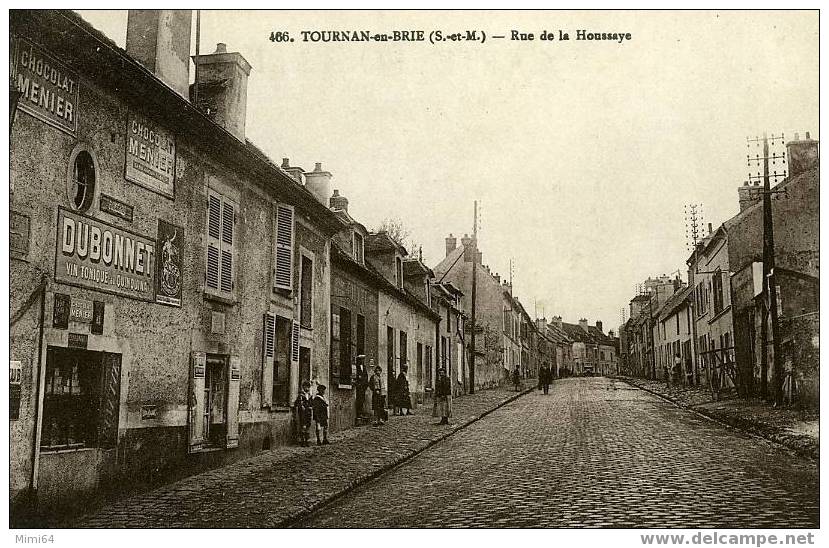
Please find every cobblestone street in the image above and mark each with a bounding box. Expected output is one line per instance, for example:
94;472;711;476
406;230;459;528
298;377;819;528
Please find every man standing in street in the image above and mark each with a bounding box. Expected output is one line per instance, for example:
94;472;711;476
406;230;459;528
369;363;386;426
539;363;551;395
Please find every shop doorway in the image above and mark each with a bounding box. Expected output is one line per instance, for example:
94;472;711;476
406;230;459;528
204;356;227;447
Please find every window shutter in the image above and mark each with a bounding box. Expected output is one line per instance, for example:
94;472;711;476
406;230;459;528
225;355;241;449
188;352;207;453
261;313;275;407
274;204;295;290
291;320;300;363
220;198;236;294
206;193;222;291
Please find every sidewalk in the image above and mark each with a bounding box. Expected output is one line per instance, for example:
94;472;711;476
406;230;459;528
617;376;819;459
69;380;536;528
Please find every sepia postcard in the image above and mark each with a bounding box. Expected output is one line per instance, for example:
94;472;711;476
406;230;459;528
5;6;821;544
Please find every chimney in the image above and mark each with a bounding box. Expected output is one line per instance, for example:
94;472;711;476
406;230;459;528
738;180;762;212
445;233;457;257
787;133;819;178
608;329;615;338
280;158;304;184
461;234;473;262
708;223;713;236
476;251;483;264
552;316;563;329
494;273;500;283
579;318;589;332
596;320;603;333
191;42;252;142
536;318;547;331
126;10;192;99
329;189;348;212
304;162;332;204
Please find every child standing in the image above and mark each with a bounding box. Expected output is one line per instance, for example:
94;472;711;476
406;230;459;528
312;384;330;445
294;380;313;446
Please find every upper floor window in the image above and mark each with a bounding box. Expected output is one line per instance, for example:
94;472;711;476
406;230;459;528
206;189;237;298
300;254;313;328
712;270;724;314
395;256;403;289
353;232;364;264
274;204;295;291
68;148;96;212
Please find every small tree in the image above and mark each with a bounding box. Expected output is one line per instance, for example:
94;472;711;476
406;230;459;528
376;217;419;257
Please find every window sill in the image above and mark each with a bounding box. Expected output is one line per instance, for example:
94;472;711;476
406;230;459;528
708;306;731;325
40;445;94;454
337;384;353;390
300;324;313;331
203;291;236;306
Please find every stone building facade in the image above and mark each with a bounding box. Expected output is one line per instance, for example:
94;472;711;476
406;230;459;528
10;10;342;514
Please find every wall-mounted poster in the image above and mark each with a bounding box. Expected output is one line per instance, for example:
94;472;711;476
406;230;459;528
55;208;155;301
125;111;176;198
155;219;183;307
11;37;79;136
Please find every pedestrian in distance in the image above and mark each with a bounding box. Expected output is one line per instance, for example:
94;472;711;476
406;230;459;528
369;364;387;426
354;355;369;423
512;366;521;392
672;354;682;387
433;367;452;425
311;384;330;445
539;363;551;395
294;379;313;447
396;364;414;415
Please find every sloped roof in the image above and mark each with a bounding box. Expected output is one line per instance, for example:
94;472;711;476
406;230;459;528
655;285;692;321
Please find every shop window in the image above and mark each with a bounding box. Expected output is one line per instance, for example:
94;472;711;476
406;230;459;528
41;347;121;450
339;308;352;385
68;148;96;212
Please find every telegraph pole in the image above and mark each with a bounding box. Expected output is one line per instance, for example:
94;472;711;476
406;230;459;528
685;203;704;385
747;133;787;405
469;200;478;394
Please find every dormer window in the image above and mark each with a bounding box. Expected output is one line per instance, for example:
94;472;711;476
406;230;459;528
353;232;364;264
395;256;403;289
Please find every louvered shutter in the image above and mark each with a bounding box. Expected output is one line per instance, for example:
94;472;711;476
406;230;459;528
274;204;295;290
189;352;207;453
261;313;275;407
220;198;236;294
291;320;300;363
225;356;241;449
206;192;222;291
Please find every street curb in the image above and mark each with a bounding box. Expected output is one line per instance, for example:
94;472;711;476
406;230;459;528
281;384;536;528
613;377;819;461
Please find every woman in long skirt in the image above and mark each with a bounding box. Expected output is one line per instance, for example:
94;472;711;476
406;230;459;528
433;367;452;425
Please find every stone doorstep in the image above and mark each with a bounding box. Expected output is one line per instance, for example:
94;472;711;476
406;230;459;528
72;382;536;528
615;376;819;460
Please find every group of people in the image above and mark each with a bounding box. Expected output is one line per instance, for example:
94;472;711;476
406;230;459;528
294;380;330;447
294;362;455;446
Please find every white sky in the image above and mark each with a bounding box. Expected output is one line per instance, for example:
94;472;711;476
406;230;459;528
77;9;818;332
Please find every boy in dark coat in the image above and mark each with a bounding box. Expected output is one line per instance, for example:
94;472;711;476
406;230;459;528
311;384;330;445
294;379;313;446
433;367;452;425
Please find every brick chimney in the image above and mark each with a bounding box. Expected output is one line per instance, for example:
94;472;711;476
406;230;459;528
552;316;563;329
738;180;763;212
787;132;819;178
445;234;457;257
280;158;304;184
461;234;473;262
329;189;348;212
191;42;252;142
126;10;192;99
579;318;589;332
596;320;603;333
304;162;332;204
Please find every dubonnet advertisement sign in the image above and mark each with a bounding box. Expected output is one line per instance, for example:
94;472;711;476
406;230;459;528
55;208;155;301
